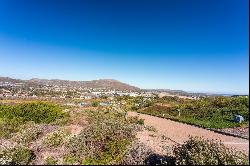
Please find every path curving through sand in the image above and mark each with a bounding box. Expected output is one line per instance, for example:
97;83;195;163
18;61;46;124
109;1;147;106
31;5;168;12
128;112;249;154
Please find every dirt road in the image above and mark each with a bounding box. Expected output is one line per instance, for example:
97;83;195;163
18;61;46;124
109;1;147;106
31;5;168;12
129;112;249;154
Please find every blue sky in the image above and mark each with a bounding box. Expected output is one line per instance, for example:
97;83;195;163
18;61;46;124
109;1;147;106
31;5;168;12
0;0;249;94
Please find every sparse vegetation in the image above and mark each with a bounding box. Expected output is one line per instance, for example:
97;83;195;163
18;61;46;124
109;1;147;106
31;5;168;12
43;129;69;148
145;125;157;132
12;122;42;145
66;110;138;165
63;154;80;165
44;156;59;165
128;116;145;125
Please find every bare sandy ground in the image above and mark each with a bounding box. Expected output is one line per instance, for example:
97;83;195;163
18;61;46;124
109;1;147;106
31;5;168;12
128;112;249;154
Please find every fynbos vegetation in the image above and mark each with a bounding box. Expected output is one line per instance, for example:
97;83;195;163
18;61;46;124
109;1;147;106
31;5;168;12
134;96;249;128
173;136;249;165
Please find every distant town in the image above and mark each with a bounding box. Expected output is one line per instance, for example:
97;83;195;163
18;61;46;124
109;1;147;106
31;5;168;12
0;76;216;100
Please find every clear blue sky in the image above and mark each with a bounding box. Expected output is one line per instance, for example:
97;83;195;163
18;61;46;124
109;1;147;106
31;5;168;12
0;0;249;94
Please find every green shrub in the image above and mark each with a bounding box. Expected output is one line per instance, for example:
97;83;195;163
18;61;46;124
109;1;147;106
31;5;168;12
137;118;145;125
66;120;134;157
0;146;35;165
173;136;249;165
66;110;137;164
12;122;42;144
44;156;58;165
43;130;69;148
82;139;130;165
63;154;80;165
91;101;100;107
0;118;22;139
0;102;67;124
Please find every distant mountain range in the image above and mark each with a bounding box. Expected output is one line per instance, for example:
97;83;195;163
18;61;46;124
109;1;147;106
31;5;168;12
0;76;245;96
0;76;140;91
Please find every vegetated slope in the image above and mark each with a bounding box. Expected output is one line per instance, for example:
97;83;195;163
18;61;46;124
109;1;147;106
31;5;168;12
0;76;140;91
30;78;139;91
133;96;249;129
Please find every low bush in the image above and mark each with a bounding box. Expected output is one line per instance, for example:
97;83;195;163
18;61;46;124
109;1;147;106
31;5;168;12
128;116;145;125
43;129;69;148
0;118;21;139
0;102;67;124
0;146;35;165
66;110;137;164
137;118;145;125
173;136;249;165
123;141;153;165
12;122;42;144
91;101;100;107
82;139;130;165
63;154;80;165
0;102;68;139
145;125;157;132
44;156;58;165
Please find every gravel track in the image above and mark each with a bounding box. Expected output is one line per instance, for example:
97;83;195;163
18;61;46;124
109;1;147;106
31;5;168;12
128;112;249;154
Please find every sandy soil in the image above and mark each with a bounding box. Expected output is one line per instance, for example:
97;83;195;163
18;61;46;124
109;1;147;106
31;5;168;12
129;112;249;154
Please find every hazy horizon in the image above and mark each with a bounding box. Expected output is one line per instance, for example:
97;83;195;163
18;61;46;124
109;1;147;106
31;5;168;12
0;0;249;95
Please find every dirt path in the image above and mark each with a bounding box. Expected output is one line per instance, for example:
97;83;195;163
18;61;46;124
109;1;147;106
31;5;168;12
129;112;249;154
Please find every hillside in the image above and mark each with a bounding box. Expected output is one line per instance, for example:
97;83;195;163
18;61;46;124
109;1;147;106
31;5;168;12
0;76;140;91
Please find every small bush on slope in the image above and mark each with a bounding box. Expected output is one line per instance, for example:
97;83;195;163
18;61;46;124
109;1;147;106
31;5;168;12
173;136;249;165
0;146;35;165
0;118;20;139
123;141;153;165
66;110;139;165
43;129;69;148
44;156;59;165
63;154;80;165
91;101;100;107
12;122;42;145
0;102;67;124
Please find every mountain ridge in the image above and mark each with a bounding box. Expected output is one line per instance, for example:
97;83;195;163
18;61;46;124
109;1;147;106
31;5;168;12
0;76;140;91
